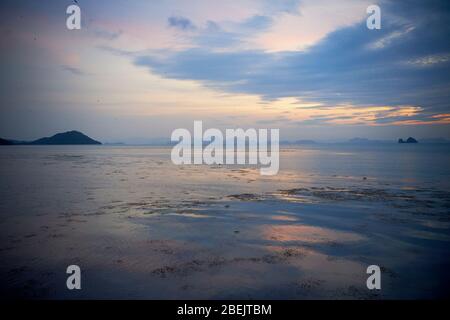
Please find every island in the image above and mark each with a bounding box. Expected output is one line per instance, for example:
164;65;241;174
398;137;418;144
0;130;102;145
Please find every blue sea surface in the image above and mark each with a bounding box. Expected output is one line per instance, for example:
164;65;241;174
0;144;449;298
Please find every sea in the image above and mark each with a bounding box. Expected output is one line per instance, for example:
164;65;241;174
0;144;449;298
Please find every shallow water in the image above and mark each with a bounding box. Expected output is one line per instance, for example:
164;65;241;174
0;144;449;299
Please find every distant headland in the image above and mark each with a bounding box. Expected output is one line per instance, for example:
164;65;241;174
0;131;102;145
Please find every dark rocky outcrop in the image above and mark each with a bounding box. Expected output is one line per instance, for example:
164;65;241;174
398;137;418;144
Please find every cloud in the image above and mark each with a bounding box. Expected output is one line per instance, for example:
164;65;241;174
193;21;240;49
287;105;426;126
406;54;450;67
168;16;196;31
367;26;415;50
61;65;86;76
251;0;372;52
240;15;273;30
97;45;137;57
134;0;450;122
93;29;123;41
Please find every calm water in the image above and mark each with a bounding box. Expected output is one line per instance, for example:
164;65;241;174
0;144;449;299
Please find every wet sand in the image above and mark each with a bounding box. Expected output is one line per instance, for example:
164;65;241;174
0;145;449;299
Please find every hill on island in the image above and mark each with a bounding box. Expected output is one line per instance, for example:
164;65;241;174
398;137;418;144
0;131;102;145
0;138;14;145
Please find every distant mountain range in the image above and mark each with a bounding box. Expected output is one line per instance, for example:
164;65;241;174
347;138;392;144
0;131;102;145
1;131;449;146
280;140;317;145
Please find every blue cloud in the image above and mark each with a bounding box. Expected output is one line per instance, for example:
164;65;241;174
240;15;273;30
136;1;450;118
193;21;240;48
260;0;301;15
191;16;273;49
168;16;196;31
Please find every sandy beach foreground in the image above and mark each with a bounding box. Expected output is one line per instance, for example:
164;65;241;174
0;145;449;299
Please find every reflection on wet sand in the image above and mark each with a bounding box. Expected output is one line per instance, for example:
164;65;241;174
0;146;449;299
269;214;300;222
261;224;364;244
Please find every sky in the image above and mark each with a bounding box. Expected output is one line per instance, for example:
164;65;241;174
0;0;449;143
